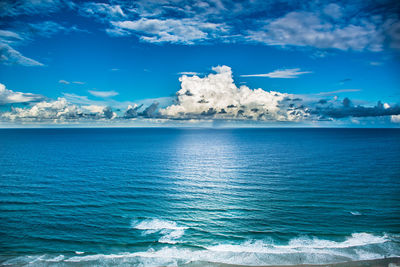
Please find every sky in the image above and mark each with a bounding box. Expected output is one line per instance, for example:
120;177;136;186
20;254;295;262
0;0;399;127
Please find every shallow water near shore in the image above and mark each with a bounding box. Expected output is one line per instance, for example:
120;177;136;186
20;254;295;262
0;128;399;266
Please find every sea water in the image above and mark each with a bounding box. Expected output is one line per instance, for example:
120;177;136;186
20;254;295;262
0;128;399;266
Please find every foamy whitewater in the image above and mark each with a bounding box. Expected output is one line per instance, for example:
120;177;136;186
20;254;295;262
0;128;399;266
2;224;400;266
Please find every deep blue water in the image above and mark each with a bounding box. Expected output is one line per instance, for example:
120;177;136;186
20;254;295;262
0;128;399;266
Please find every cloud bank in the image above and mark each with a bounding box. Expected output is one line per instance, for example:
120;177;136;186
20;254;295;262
1;98;116;122
0;66;399;125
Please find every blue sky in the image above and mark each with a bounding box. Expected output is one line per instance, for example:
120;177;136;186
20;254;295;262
0;0;399;127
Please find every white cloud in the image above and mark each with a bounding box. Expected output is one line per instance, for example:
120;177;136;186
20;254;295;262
1;97;117;121
317;89;361;95
323;3;342;20
28;21;86;37
110;18;226;44
0;30;23;41
177;72;201;76
58;80;85;85
391;115;400;123
0;20;84;67
369;61;383;66
82;2;125;19
89;90;119;98
247;11;384;51
0;43;44;66
241;68;311;78
160;65;309;121
73;1;396;52
59;80;70;84
0;83;45;105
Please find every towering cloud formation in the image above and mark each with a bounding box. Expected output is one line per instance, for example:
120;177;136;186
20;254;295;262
160;66;309;121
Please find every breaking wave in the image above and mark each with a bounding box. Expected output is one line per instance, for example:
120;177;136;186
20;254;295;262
132;218;188;244
2;233;399;266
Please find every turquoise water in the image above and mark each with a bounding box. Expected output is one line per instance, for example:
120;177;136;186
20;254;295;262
0;128;399;266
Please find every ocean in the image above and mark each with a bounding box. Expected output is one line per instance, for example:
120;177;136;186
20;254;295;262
0;128;399;266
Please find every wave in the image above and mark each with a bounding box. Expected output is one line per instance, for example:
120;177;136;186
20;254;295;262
2;233;399;266
132;218;188;244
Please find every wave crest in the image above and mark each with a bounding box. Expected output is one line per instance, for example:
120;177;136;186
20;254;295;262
132;218;188;244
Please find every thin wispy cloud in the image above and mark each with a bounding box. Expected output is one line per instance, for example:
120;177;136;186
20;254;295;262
58;80;85;85
178;72;201;76
89;90;119;98
0;20;81;67
0;43;44;67
241;68;312;78
109;18;227;44
59;80;70;85
317;89;361;96
369;61;383;66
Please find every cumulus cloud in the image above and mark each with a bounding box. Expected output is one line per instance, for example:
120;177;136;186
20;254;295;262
241;68;311;78
1;98;117;121
89;90;119;98
124;104;143;118
160;66;309;121
0;83;45;105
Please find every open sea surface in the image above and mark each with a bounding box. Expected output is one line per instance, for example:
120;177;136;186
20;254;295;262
0;128;399;266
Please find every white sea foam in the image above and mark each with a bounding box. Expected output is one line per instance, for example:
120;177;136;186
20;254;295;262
45;255;65;262
132;218;188;244
3;233;399;266
351;211;362;215
208;233;389;253
132;218;188;231
75;251;84;254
